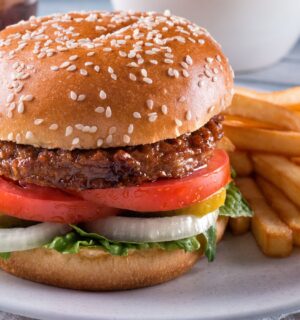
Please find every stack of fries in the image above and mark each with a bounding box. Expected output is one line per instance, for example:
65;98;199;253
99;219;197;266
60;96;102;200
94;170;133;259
222;86;300;257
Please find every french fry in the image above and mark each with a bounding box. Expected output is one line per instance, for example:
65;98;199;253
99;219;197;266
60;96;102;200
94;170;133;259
224;125;300;156
229;217;250;235
235;86;300;109
256;176;300;246
223;115;281;130
224;93;300;131
216;136;235;152
291;157;300;165
235;177;292;257
252;154;300;207
228;151;253;176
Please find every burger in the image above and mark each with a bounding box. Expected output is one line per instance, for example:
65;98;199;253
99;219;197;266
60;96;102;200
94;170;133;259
0;11;252;291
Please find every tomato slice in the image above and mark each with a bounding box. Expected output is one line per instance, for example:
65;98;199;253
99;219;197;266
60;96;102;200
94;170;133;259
80;150;231;212
0;179;118;224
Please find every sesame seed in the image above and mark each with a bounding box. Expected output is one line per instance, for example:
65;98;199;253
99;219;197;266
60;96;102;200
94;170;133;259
141;69;148;77
128;124;134;134
72;137;80;145
185;55;193;66
75;124;83;130
67;65;77;72
108;66;114;74
204;69;212;78
123;134;130;144
216;55;222;62
173;70;179;78
103;47;112;52
99;90;107;100
206;57;214;63
213;67;219;74
111;74;117;80
70;91;77;101
198;80;205;87
94;65;100;72
109;126;116;135
150;60;158;65
186;111;192;121
127;62;138;68
23;95;33;102
69;55;78;61
80;69;88;76
161;104;168;115
164;59;173;64
17;102;24;113
143;77;153;84
50;66;59;71
90;126;97;133
178;96;186;102
60;61;71;68
146;99;154;110
87;52;95;57
180;62;189;69
7;132;13;140
119;51;127;57
25;131;33;140
49;124;58;130
34;118;44;125
129;73;137;81
208;105;216;113
97;138;103;147
106;135;113;144
7;93;14;103
212;76;218;82
77;94;86;101
182;70;189;77
198;39;205;45
175;119;183;127
85;62;93;67
148;113;158;122
105;106;112;118
133;112;141;119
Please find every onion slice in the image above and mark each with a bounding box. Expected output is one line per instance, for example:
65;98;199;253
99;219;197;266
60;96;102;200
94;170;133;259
0;223;71;253
85;211;218;243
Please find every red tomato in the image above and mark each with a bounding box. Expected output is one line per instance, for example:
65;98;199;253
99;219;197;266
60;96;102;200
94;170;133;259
80;150;230;212
0;179;118;223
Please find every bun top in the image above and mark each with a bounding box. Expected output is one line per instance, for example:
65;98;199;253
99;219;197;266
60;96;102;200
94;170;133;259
0;11;233;150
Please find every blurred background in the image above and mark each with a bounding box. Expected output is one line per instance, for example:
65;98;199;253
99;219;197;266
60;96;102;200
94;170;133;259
1;0;299;90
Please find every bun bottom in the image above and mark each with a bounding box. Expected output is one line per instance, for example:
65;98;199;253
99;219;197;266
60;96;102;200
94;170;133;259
0;217;228;291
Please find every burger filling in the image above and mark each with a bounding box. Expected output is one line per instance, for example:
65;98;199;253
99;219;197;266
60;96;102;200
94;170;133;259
0;116;252;262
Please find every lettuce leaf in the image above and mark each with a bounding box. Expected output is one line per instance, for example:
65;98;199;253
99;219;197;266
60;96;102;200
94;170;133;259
0;252;10;260
219;182;253;218
203;225;217;262
45;225;201;257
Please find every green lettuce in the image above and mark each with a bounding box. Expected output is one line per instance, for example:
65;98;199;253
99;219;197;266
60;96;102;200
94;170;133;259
203;225;217;262
219;182;253;217
45;225;201;257
0;252;10;260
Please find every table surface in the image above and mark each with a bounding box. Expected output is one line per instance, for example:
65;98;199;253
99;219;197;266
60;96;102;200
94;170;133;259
1;0;300;319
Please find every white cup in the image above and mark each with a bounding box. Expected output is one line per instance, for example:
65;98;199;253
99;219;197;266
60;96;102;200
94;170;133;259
112;0;300;72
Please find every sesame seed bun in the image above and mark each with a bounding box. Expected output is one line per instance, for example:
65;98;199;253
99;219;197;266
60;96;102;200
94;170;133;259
0;217;228;291
0;11;233;150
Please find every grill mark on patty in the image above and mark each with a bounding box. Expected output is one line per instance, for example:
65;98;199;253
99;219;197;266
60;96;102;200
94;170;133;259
0;115;223;190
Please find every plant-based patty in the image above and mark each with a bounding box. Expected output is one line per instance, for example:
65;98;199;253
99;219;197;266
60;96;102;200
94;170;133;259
0;116;223;190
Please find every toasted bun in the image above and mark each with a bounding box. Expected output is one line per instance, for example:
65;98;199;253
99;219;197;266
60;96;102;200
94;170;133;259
0;217;228;291
0;11;233;150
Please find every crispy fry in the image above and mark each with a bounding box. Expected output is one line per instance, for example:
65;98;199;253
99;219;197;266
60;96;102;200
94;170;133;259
235;86;300;109
229;217;250;235
252;154;300;208
223;115;282;130
216;136;235;152
291;157;300;165
224;93;300;131
235;177;292;257
228;151;253;176
256;176;300;246
224;125;300;156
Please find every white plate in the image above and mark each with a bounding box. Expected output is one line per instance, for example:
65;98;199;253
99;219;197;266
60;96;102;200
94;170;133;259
0;233;300;320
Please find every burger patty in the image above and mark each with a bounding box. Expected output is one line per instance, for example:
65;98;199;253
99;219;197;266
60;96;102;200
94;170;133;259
0;116;223;190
